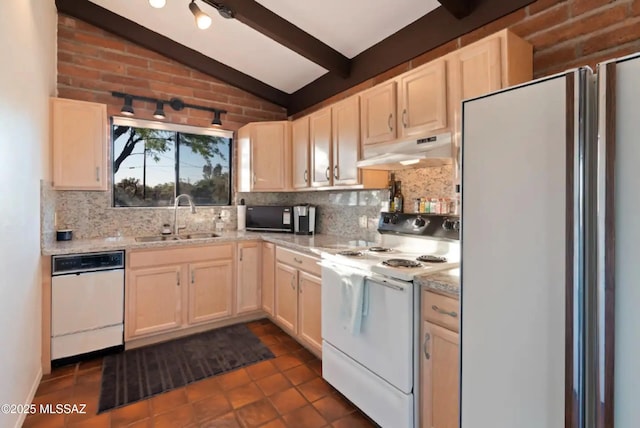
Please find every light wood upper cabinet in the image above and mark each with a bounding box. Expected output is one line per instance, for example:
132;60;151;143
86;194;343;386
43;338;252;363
292;116;310;189
261;242;275;316
188;260;233;324
236;241;261;314
275;261;298;335
51;98;107;191
236;121;291;192
298;271;322;355
127;265;182;339
452;38;502;102
332;96;360;186
360;81;397;145
309;107;333;187
397;59;448;138
421;320;460;428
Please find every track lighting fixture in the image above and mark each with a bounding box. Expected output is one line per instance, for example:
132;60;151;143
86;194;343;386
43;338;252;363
189;0;212;30
206;1;234;19
148;0;166;8
211;110;222;126
120;95;134;116
153;101;166;119
112;91;227;128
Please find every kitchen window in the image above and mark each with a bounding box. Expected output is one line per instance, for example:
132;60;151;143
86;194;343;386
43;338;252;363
112;117;232;207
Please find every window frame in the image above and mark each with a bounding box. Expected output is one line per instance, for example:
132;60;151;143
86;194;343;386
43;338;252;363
110;116;234;208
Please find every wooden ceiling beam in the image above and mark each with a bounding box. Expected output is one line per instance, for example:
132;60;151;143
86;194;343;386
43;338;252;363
437;0;475;19
204;0;351;77
55;0;290;107
288;0;535;114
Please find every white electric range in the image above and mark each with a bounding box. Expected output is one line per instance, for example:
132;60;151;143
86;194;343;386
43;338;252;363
320;212;460;428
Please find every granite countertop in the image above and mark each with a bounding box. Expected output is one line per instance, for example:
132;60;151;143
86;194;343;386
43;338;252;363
415;267;460;299
41;231;379;256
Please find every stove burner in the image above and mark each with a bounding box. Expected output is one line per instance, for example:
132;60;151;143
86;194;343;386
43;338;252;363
337;250;364;257
416;255;448;263
382;258;422;268
368;247;392;252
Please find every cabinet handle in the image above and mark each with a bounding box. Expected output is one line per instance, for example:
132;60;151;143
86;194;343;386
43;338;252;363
240;248;243;262
304;169;308;183
334;165;338;179
290;275;295;290
177;271;180;286
402;109;408;128
432;305;458;318
191;269;195;284
95;167;100;182
252;173;256;185
325;166;330;181
293;257;303;264
388;113;393;132
423;332;431;360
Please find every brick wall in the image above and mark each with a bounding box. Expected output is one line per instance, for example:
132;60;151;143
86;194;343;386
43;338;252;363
293;0;640;118
57;14;287;130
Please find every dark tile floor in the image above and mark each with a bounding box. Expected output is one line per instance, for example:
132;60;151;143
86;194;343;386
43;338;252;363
23;319;377;428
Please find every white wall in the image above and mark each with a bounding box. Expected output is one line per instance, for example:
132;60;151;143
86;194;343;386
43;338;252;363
0;1;56;426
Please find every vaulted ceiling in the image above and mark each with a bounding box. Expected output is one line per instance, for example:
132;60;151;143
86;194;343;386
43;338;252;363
55;0;534;114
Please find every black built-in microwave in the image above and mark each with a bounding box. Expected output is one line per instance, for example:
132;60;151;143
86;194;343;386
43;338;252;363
245;206;294;232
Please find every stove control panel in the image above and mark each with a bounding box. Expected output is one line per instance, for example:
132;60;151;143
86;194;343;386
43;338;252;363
378;213;459;240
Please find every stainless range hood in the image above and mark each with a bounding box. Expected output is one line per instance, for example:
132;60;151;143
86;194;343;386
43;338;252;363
356;132;453;170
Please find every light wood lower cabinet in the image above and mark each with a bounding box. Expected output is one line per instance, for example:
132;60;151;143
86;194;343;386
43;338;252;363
275;262;299;334
298;271;322;353
236;241;261;314
261;242;275;315
188;260;233;324
421;290;460;428
127;265;183;338
126;244;234;341
274;247;322;356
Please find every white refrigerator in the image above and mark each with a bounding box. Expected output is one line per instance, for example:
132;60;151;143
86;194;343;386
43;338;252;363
460;54;640;428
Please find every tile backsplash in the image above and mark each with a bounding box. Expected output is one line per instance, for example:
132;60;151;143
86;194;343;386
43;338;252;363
44;166;454;240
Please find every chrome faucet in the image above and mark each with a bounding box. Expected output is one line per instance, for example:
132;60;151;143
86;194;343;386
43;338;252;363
173;194;196;235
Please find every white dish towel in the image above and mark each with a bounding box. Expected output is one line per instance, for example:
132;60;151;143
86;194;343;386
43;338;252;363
339;271;367;335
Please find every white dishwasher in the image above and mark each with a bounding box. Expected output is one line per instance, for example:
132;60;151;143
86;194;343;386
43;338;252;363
51;251;125;362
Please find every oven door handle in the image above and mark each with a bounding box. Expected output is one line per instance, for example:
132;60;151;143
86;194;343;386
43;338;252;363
365;275;408;292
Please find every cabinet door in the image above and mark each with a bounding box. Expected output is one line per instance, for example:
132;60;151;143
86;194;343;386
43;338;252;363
421;321;459;428
236;241;261;314
236;125;251;192
453;38;502;103
275;262;298;334
262;242;276;316
292;116;310;189
332;96;360;186
398;60;448;138
187;260;233;325
51;98;107;190
252;121;290;191
309;107;332;187
298;272;322;355
127;265;182;339
361;81;397;145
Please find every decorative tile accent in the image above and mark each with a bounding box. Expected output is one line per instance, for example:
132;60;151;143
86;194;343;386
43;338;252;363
393;165;454;210
40;180;57;245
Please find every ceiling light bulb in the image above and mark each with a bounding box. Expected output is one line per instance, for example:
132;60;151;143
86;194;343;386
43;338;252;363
189;1;212;30
148;0;166;8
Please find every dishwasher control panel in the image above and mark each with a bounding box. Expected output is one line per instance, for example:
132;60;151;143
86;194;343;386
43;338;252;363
52;251;124;275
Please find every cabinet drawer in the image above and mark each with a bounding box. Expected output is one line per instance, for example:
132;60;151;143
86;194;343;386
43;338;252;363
129;244;233;269
276;247;321;276
422;290;459;332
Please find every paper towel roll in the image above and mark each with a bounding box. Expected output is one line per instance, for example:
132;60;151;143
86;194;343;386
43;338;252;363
237;205;246;231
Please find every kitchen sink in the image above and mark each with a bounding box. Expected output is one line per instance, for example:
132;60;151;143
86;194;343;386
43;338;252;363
134;232;220;242
182;232;220;239
134;235;182;242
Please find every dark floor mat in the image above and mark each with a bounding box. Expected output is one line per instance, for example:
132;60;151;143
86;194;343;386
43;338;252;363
98;323;274;412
